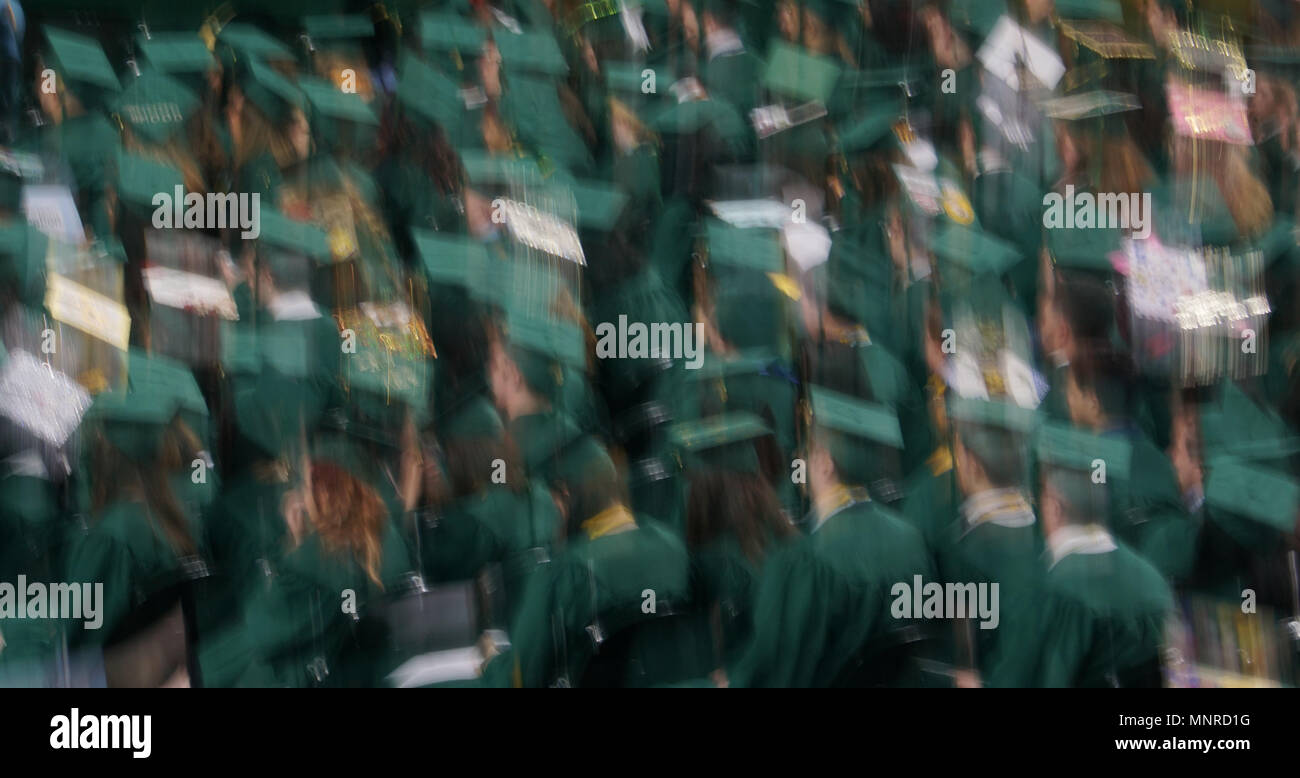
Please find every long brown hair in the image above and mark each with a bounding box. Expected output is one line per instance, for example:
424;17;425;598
304;460;388;587
686;470;794;564
90;421;199;557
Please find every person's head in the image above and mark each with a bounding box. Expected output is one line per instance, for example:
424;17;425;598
89;417;200;557
1039;466;1107;537
282;459;388;587
1065;347;1133;431
953;421;1028;497
550;441;626;533
438;398;525;498
1042;270;1115;364
487;325;550;421
701;0;739;34
686;468;793;562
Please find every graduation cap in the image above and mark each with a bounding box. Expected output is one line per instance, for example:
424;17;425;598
1166;78;1252;146
114;70;201;144
1036;421;1131;522
240;57;306;125
930;221;1022;278
496;30;568;77
395;50;469;134
1053;0;1125;23
705;220;783;274
0;349;92;449
833;98;906;156
86;349;207;462
439;394;505;443
668;411;770;474
258;208;331;261
809;385;903;488
763;41;842;105
419;11;487;59
0;222;50;307
135;33;218;78
337;306;436;437
458;150;546;188
219;22;295;63
116;152;184;214
413;229;493;290
224;328;330;458
298;76;378;151
1046;223;1122;274
302;13;374;44
651;96;750;153
43;27;121;105
1205;458;1299;534
501;311;587;400
948;396;1038;481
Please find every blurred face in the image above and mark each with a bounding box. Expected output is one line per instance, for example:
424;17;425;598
1023;0;1054;25
681;3;700;52
487;338;531;420
776;0;800;41
287;107;311;161
801;10;833;55
1039;478;1065;536
1064;368;1103;430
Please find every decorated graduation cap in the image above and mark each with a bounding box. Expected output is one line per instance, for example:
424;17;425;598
85;349;208;462
239;57;306;125
298;76;378;152
114;70;200;144
668;411;770;474
1036;420;1131;523
496;30;569;77
808;385;904;492
395;50;477;143
335;306;436;440
1205;457;1300;536
43;26;121;108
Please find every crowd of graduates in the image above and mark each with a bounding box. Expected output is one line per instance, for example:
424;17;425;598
0;0;1299;688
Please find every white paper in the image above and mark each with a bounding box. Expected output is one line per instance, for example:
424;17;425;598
977;16;1065;92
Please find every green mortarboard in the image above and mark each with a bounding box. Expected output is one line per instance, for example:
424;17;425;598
1205;458;1299;534
419;12;486;54
219;22;295;62
1053;0;1124;22
566;179;630;235
1035;421;1132;479
116;152;184;212
222;323;328;457
440;395;505;443
1039;90;1141;122
136;33;218;75
810;385;903;448
114;70;200;143
240;57;305;124
458;150;545;188
505;312;586;369
413;229;491;289
948;396;1039;433
834;98;904;155
651;97;749;150
706;221;783;273
257;208;331;261
299;75;378;150
550;434;618;494
668;411;770;474
87;349;207;462
339;330;435;437
43;27;120;100
605;61;675;100
763;41;842;105
1046;224;1121;273
810;385;902;487
930;221;1022;277
396;50;466;132
303;14;374;42
496;30;568;77
0;223;49;307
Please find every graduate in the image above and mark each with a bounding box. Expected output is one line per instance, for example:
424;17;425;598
483;440;694;687
1021;425;1174;688
724;386;934;687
